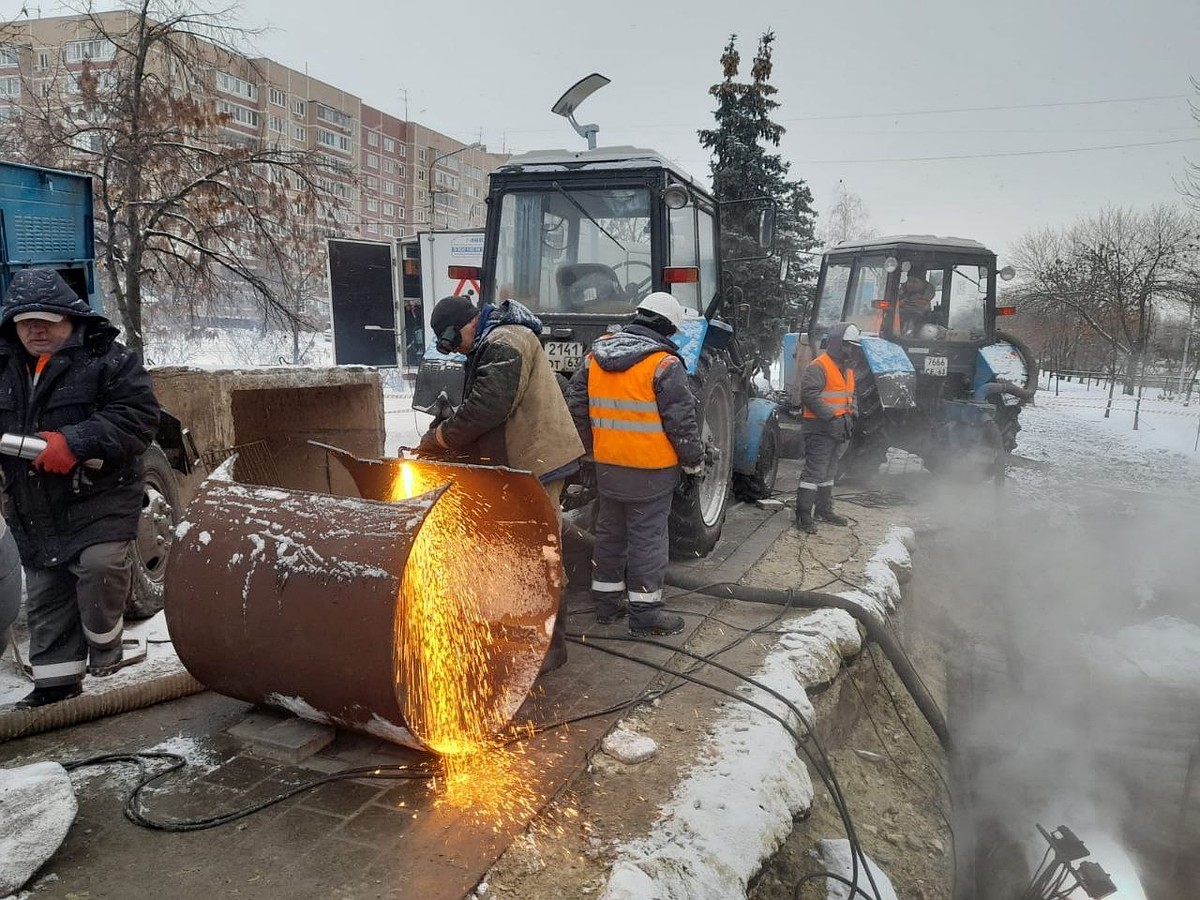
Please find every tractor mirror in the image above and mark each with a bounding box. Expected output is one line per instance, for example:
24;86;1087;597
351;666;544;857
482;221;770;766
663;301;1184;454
998;265;1017;282
757;207;776;252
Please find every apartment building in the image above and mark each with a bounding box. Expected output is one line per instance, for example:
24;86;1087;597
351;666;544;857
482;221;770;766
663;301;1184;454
0;11;507;289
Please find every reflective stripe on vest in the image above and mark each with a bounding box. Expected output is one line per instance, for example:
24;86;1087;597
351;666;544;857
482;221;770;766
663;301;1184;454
802;352;856;418
589;350;680;469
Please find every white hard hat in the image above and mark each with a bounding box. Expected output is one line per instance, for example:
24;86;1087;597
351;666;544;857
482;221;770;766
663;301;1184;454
636;291;684;331
842;323;862;345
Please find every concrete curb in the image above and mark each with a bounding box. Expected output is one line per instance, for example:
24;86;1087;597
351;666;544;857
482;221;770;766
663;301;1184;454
600;527;917;900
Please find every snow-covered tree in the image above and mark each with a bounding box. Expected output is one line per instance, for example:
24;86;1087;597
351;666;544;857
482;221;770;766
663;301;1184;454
819;181;876;247
698;32;818;366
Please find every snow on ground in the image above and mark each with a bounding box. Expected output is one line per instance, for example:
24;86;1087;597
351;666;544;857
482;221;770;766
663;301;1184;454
813;840;899;900
1013;375;1200;501
0;762;76;896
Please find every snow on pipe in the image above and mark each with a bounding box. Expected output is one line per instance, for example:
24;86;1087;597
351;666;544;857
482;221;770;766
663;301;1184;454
562;521;951;749
165;448;563;751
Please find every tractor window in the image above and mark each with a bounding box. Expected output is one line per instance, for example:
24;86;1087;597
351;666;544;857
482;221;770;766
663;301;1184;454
697;208;718;311
815;260;852;332
845;255;889;334
491;187;653;315
669;204;700;313
945;265;989;339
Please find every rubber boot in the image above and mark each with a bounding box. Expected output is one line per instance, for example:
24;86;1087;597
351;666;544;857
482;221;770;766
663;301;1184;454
88;643;123;677
13;682;82;709
539;593;568;675
795;487;818;534
628;602;684;637
814;486;848;526
593;589;627;625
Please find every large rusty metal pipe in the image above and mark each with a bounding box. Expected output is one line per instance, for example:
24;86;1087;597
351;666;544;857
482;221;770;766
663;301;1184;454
165;449;563;751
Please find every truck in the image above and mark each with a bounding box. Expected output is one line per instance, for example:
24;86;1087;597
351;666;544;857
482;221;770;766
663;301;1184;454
0;159;197;617
411;145;783;556
795;234;1038;480
398;229;485;367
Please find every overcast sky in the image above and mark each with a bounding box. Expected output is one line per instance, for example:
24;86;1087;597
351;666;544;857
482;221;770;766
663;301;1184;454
7;0;1199;256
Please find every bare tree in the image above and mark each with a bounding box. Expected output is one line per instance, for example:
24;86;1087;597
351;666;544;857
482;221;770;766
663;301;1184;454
1009;205;1199;392
818;180;876;247
1;0;350;352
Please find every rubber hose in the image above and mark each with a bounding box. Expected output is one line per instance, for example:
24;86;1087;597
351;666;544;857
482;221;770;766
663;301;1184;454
0;672;204;743
563;521;951;749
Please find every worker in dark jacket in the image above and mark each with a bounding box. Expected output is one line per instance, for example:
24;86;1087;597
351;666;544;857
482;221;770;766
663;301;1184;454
797;322;861;534
0;269;160;708
566;292;703;636
420;294;584;673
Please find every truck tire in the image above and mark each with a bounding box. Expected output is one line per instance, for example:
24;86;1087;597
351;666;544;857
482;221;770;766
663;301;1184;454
669;356;733;559
837;363;889;481
126;445;179;619
732;413;780;501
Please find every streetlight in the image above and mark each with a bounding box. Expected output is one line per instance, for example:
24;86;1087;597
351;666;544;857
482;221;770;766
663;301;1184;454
428;141;482;230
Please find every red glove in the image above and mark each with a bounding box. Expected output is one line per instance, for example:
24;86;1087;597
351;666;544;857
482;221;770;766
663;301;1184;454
33;431;79;474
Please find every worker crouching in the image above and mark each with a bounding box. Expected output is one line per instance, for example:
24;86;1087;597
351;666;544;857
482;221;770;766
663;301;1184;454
567;293;703;637
797;323;861;534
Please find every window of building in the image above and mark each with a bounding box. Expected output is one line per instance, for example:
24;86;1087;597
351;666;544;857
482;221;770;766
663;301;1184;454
366;222;379;235
292;125;306;142
365;175;378;189
416;168;425;182
0;77;22;99
293;99;306;118
367;131;378;147
0;48;18;67
366;153;379;169
383;137;395;153
366;198;379;212
216;71;258;102
315;103;353;130
383;202;395;216
217;100;260;128
383;159;396;174
269;87;286;106
383;224;394;237
398;206;406;220
417;147;426;162
34;51;50;71
383;181;395;195
397;164;405;178
65;40;115;63
398;185;406;199
317;128;352;152
399;143;407;158
268;115;286;133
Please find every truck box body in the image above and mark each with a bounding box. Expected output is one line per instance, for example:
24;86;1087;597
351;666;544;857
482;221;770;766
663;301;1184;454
398;229;483;366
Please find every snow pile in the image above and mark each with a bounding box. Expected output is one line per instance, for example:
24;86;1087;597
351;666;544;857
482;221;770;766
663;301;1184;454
600;527;916;900
0;762;77;896
601;728;658;765
813;839;899;900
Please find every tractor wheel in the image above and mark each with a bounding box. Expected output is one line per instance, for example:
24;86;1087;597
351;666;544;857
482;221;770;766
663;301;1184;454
732;412;780;502
126;445;180;619
669;356;733;559
837;364;889;481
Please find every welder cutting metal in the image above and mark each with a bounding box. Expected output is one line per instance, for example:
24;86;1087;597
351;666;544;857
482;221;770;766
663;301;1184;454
418;294;584;673
565;292;704;637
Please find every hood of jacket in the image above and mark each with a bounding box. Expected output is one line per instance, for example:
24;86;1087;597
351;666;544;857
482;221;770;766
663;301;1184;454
476;298;543;345
590;323;682;373
0;268;117;353
824;322;853;364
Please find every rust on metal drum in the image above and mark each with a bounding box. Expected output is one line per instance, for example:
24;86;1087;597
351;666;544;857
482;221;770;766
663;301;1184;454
164;448;562;751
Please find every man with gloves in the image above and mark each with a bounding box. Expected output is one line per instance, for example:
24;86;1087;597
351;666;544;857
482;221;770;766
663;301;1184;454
566;292;703;637
420;294;583;673
0;268;160;708
796;322;861;534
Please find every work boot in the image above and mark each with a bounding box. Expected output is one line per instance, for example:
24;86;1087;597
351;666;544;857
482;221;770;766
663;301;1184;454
593;589;627;625
13;683;83;708
795;487;818;534
539;594;568;675
628;602;684;637
87;644;123;677
814;486;848;526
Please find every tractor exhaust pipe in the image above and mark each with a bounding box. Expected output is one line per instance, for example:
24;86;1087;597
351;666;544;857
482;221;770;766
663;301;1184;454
166;448;563;752
563;521;951;748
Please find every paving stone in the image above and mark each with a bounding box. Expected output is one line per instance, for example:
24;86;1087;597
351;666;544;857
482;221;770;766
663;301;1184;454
199;755;281;790
248;804;346;850
226;707;291;742
299;780;388;818
335;802;413;849
243;717;336;764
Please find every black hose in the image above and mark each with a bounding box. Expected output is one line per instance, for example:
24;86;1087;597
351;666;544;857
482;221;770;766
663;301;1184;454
563;521;951;749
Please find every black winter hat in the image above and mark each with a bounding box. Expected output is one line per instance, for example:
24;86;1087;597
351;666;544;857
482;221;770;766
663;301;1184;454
430;295;478;336
1;268;99;329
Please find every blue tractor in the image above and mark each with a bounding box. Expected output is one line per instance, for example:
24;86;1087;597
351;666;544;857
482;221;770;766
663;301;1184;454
413;145;782;556
799;235;1037;479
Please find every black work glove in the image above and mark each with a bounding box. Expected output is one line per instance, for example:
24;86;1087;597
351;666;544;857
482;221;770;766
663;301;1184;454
416;428;445;457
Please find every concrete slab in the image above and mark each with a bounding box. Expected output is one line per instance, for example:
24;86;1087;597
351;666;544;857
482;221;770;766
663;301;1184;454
238;716;337;764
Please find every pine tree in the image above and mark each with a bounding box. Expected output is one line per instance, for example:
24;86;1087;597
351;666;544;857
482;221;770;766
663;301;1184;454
699;32;818;368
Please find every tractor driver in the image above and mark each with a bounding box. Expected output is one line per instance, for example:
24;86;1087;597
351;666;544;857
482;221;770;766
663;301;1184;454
897;272;937;337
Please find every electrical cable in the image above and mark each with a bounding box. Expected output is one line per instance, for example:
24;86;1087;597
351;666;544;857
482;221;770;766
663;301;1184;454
62;752;436;833
568;633;884;900
792;870;880;900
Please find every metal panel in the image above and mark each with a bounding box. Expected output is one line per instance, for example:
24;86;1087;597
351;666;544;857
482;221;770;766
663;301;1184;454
327;238;397;367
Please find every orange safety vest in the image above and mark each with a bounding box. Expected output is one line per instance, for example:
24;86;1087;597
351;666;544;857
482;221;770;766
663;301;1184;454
802;353;856;419
588;351;679;469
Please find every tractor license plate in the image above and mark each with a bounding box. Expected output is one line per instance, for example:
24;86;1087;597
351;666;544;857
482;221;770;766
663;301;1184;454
545;341;584;372
923;355;948;376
